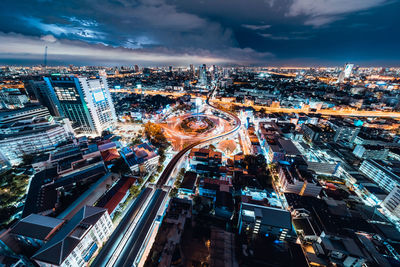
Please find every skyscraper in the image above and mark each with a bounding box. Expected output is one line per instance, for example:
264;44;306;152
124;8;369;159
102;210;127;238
198;64;207;86
337;63;354;83
189;64;195;77
27;80;61;116
44;75;116;135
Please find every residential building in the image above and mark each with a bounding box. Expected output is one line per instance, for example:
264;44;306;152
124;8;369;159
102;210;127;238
301;123;334;143
179;171;197;195
120;143;159;174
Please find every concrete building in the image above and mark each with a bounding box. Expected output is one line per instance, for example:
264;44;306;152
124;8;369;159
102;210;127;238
120;143;159;174
10;214;64;249
353;144;389;160
179;171;197;195
328;120;360;143
0;89;29;108
382;185;400;218
27;80;62;116
278;164;322;197
238;203;292;241
301;123;334;143
0;105;50;124
359;160;400;193
32;206;112;267
0;123;72;165
44;75;116;135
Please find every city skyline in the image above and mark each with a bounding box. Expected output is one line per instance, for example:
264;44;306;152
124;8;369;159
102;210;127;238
0;0;400;66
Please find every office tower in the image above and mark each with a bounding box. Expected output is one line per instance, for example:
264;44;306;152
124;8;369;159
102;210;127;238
189;64;195;76
44;75;116;135
198;64;207;86
337;63;354;83
134;64;139;72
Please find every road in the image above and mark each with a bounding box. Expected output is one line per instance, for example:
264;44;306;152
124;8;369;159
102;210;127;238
110;88;400;118
95;83;241;266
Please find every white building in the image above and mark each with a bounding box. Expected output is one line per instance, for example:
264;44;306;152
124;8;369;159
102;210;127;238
353;144;389;160
359;159;400;193
44;75;116;136
32;206;113;267
0;123;72;165
79;76;117;135
382;185;400;218
0;105;50;124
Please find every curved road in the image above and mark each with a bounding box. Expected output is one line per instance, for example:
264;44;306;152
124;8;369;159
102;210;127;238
156;91;241;188
94;84;241;267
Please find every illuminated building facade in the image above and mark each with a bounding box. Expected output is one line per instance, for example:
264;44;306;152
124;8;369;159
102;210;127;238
44;75;116;135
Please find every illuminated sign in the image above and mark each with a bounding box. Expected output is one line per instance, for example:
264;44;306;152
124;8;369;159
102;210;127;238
93;91;105;102
114;85;121;89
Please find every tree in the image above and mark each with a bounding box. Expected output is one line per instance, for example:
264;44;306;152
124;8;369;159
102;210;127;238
130;137;142;146
129;185;141;198
169;188;178;198
111;157;130;175
144;122;169;149
22;154;34;166
157;164;164;173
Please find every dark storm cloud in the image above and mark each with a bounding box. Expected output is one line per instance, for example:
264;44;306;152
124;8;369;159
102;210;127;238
0;0;399;66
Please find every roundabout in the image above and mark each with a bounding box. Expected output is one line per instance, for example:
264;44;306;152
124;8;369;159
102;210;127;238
180;115;215;134
159;112;235;150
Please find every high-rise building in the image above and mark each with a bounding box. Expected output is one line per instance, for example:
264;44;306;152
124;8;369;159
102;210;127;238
27;80;62;116
189;64;195;76
198;64;207;86
44;75;116;135
134;65;139;72
337;63;354;83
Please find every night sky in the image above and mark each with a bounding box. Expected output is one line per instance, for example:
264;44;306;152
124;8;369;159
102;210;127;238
0;0;399;66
